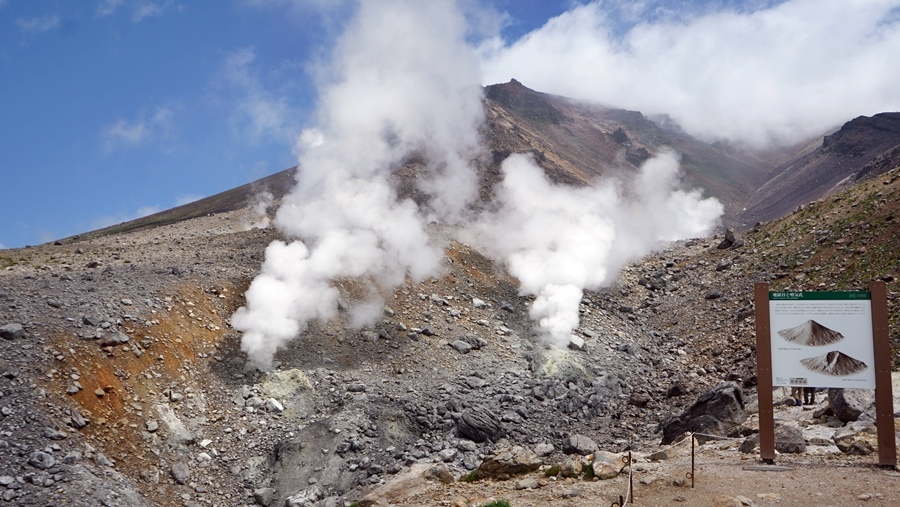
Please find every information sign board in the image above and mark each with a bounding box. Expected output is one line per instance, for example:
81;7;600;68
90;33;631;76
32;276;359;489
769;291;875;388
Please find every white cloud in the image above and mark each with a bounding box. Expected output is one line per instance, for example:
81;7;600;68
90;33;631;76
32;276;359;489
101;106;174;150
480;0;900;147
16;15;60;34
95;0;178;22
220;47;301;144
96;0;125;17
132;1;175;22
0;241;6;250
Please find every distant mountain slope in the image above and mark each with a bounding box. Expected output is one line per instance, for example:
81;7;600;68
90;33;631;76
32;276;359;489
483;80;772;226
60;167;297;243
58;83;900;244
743;112;900;225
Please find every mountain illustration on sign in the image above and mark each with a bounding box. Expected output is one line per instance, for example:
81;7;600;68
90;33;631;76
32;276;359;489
800;350;868;376
777;320;844;346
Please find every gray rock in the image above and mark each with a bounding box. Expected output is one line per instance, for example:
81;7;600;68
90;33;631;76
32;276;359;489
346;383;367;393
285;486;323;507
739;424;806;454
62;451;82;465
421;463;454;484
827;388;873;422
448;340;472;354
475;445;541;480
145;419;159;433
515;477;540;490
253;487;276;506
457;406;503;443
27;451;56;470
70;408;88;429
94;452;114;467
438;448;457;462
41;427;66;440
660;382;746;445
171;462;189;485
717;229;736;249
533;443;554;457
0;323;25;340
100;331;130;347
564;434;598;455
265;398;284;412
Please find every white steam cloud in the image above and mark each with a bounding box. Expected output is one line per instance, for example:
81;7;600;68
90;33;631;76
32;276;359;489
232;0;725;368
480;0;900;147
232;0;484;369
466;150;722;347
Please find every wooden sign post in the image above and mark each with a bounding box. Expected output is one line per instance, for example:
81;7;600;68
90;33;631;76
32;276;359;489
754;281;896;466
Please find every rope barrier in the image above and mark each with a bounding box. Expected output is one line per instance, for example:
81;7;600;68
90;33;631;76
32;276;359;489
606;428;748;504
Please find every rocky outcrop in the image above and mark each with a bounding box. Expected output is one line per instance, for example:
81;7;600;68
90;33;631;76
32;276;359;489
660;382;747;445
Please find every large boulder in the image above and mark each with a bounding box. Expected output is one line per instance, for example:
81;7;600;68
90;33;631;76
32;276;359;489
827;388;874;422
457;406;503;443
475;446;541;480
660;382;746;445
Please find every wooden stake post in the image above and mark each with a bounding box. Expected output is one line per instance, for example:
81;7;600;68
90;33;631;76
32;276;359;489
754;281;896;466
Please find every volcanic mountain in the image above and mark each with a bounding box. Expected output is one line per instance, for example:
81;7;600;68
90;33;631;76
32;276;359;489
5;81;898;506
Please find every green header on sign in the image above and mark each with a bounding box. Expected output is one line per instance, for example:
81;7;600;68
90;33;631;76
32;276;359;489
769;291;871;301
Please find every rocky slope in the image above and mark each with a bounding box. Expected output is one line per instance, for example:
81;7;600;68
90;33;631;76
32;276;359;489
744;112;900;225
1;163;898;506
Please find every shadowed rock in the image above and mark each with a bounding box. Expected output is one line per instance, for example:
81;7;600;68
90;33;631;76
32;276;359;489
660;382;746;445
457;406;503;443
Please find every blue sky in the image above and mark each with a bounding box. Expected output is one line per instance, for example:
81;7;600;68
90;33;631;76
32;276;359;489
2;0;899;249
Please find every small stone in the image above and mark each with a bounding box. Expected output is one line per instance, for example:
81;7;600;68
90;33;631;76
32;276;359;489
533;443;554;457
62;451;82;465
146;420;159;433
70;408;88;429
448;340;472;354
253;487;276;506
94;453;114;467
171;463;189;485
515;477;540;490
346;383;367;393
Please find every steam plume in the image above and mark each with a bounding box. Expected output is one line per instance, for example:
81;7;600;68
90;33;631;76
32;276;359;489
231;0;484;369
466;150;723;347
232;0;725;368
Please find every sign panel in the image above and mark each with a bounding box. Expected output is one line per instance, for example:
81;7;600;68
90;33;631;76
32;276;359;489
769;291;875;388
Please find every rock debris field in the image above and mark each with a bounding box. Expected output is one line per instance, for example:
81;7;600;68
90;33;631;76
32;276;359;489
0;206;898;507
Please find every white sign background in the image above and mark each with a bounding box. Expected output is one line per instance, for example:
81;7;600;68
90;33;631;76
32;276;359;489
769;297;875;388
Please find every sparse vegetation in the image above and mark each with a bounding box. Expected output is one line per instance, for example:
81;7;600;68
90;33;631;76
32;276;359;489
458;470;479;483
482;501;511;507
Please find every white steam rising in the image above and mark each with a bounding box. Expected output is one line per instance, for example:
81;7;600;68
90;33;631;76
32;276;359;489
466;151;723;347
231;0;484;369
232;0;725;368
242;191;273;230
